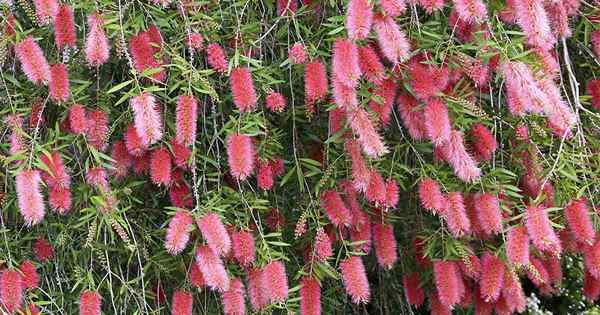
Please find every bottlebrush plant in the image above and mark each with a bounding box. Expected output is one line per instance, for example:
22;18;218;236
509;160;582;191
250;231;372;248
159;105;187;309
1;0;600;314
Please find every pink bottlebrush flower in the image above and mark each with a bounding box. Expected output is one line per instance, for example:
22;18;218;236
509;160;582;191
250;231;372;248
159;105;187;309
332;78;358;111
366;170;386;205
171;140;191;169
501;61;542;115
409;63;447;101
257;160;274;190
304;60;328;106
189;262;205;288
479;252;505;302
313;228;333;261
513;0;555;51
506;226;530;267
358;45;385;84
85;12;110;67
347;108;388;158
451;0;487;22
502;271;526;313
418;177;444;213
350;220;372;253
384;179;399;208
320;189;352;227
380;0;406;17
39;151;70;189
346;0;373;40
165;210;193;255
49;64;70;103
474;293;493;315
265;91;287;112
423;99;451;145
465;194;484;238
226;133;255;180
111;140;132;179
592;30;600;59
206;43;229;73
34;237;54;262
0;269;23;313
373;223;397;269
587;79;600;110
458;254;481;280
247;268;269;311
262;261;289;303
16;170;45;226
538;77;576;138
469;123;497;161
584;271;600;301
525;205;562;255
430;293;451;315
345;140;371;192
171;290;193;315
340;256;370;304
15;36;51;85
79;290;101;315
368;77;396;126
5;115;24;157
546;0;570;38
373;15;410;64
542;255;562;285
332;38;361;88
444;192;471;237
474;193;502;236
584;239;600;279
19;260;39;290
33;0;59;25
433;261;461;308
195;245;230;292
300;276;321;315
86;109;109;151
565;198;596;245
230;67;257;112
69;104;88;135
222;278;245;315
277;0;298;15
124;124;147;157
86;167;109;191
49;186;71;214
54;5;76;50
402;273;425;307
289;43;307;64
396;93;427;140
176;95;198;147
129;32;165;81
197;212;231;256
528;257;551;288
418;0;444;13
231;230;255;267
150;147;172;186
439;130;482;183
186;32;204;50
130;92;163;146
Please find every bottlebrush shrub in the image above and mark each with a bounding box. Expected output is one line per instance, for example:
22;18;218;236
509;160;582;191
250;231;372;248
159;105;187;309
2;0;600;313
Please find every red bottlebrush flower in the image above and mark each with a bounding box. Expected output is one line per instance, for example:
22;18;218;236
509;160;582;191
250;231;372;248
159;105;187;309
587;79;600;110
171;140;191;169
39;151;70;189
347;108;388;158
458;254;481;280
85;12;110;67
170;183;193;208
30;101;45;129
433;261;461;308
313;228;333;261
474;193;502;236
265;91;286;112
189;262;205;288
525;205;562;255
384;179;399;208
304;60;328;106
69;104;88;135
439;130;482;183
320;189;352;227
111;140;132;179
469;123;497;161
300;276;321;315
19;260;39;290
176;95;198;147
247;268;269;311
197;212;231;256
49;63;70;103
368;77;396;126
270;157;285;177
346;0;373;40
451;0;487;22
0;269;23;314
423;98;451;145
345;140;371;192
34;237;54;262
340;256;370;304
48;186;71;214
25;304;41;315
514;0;555;51
171;290;192;315
350;220;372;253
277;0;298;15
506;226;530;267
397;93;426;140
409;63;448;101
230;67;257;112
86;109;109;151
358;45;385;84
262;261;289;303
418;177;444;213
373;15;410;64
430;293;451;315
402;273;425;307
124;124;147;157
222;278;245;315
226;133;255;180
418;0;444;13
130;92;163;146
289;43;307;64
16;170;45;227
479;252;505;302
150;147;172;186
565;198;596;245
165;210;193;255
15;36;51;85
195;245;230;292
265;208;285;230
474;293;493;315
372;223;397;269
79;290;101;315
584;271;600;301
186;32;204;50
542;255;562;285
366;170;386;205
54;5;76;50
206;43;229;73
4;14;16;37
592;30;600;59
444;192;471;237
585;240;600;279
332;38;361;88
231;230;255;267
380;0;406;17
33;0;59;25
